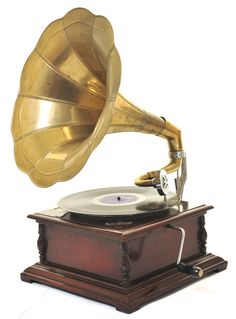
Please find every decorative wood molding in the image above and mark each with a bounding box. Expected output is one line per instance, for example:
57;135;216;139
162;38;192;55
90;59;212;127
21;253;227;314
22;204;227;313
198;215;207;254
37;224;47;263
120;241;130;287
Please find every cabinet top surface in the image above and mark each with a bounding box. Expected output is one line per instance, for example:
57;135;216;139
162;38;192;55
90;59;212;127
28;201;213;238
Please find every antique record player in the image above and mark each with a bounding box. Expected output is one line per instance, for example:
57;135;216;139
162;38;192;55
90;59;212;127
11;8;227;313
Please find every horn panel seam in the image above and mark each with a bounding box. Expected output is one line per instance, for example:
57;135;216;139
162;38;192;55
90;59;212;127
36;24;66;53
32;138;91;176
34;49;106;101
90;15;106;75
14;123;95;142
36;19;106;90
62;19;106;86
17;94;103;112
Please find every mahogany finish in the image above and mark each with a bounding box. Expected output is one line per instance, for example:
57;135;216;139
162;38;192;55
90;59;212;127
21;201;227;313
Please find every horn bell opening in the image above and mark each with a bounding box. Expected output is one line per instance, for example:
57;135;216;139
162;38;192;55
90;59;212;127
11;8;121;187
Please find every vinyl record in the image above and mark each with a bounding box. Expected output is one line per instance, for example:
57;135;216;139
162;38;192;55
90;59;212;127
58;186;179;217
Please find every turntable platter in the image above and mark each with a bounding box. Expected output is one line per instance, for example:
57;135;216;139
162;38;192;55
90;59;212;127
58;186;179;217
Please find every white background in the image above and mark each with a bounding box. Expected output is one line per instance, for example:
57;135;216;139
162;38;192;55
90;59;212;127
1;1;235;318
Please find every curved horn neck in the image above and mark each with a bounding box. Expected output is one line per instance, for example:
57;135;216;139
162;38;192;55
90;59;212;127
109;94;184;186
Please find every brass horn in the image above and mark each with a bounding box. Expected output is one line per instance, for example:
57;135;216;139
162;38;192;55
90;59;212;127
11;8;186;196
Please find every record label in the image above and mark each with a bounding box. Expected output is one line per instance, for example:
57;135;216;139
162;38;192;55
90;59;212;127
92;193;146;206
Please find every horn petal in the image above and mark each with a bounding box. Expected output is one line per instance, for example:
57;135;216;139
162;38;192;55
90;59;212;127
12;8;121;187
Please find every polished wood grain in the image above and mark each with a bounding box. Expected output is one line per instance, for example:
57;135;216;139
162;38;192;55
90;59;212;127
21;202;227;313
21;253;227;313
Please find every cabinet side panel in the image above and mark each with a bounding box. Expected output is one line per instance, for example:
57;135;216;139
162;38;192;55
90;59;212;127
129;216;202;280
46;225;122;281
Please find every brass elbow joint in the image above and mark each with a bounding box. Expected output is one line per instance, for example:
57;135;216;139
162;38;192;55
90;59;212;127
135;117;185;188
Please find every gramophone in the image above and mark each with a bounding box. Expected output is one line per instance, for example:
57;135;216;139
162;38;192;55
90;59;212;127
12;8;227;313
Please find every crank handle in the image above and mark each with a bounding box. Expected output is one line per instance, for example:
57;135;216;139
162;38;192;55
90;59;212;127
167;225;204;278
177;262;203;278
